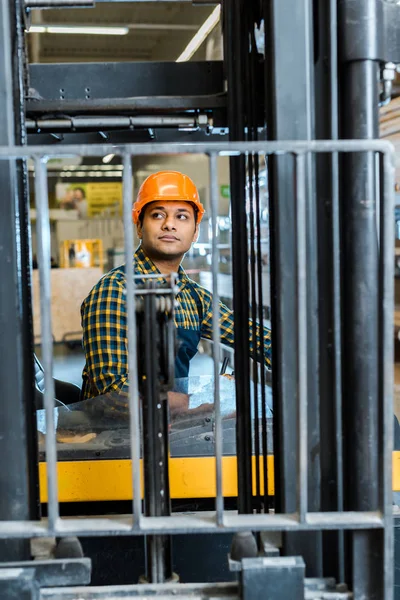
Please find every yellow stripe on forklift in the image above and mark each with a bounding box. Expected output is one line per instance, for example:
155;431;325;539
39;452;400;504
38;456;275;503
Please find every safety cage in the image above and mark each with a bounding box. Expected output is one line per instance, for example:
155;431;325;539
0;139;395;599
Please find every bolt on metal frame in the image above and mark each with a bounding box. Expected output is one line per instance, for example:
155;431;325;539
0;139;394;586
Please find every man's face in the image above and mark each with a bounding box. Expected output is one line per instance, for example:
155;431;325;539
73;189;84;202
137;201;199;259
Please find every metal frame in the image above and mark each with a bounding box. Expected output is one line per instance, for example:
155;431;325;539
0;139;393;545
314;0;344;583
28;62;225;101
338;3;393;596
0;0;38;562
263;0;322;576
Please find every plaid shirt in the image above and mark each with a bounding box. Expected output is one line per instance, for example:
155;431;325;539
81;246;271;401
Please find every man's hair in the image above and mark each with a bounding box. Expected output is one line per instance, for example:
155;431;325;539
73;187;86;198
138;201;199;226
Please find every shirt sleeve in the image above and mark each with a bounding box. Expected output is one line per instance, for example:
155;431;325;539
200;292;272;367
81;275;129;398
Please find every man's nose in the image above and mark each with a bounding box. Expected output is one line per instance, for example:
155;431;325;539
162;216;176;230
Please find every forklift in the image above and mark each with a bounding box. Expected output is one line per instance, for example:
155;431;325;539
0;0;399;598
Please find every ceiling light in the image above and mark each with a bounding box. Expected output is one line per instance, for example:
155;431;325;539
103;154;115;164
176;5;221;63
27;25;128;36
28;26;46;33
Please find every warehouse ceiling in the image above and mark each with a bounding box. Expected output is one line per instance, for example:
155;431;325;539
27;2;218;63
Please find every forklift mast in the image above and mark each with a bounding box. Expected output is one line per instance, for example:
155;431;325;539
0;0;399;598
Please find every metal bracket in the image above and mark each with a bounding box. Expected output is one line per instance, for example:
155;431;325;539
239;556;305;600
0;568;39;600
340;0;400;63
0;558;91;588
380;61;397;106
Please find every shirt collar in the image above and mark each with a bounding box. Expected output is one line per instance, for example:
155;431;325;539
134;245;188;285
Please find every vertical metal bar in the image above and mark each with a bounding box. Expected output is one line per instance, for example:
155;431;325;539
254;155;269;510
0;0;39;559
143;291;159;581
122;152;142;528
265;0;321;574
248;152;262;513
381;150;395;600
245;19;261;516
315;0;344;579
224;0;253;515
33;156;59;531
209;152;224;525
340;57;381;598
142;287;172;583
339;1;384;591
295;153;308;523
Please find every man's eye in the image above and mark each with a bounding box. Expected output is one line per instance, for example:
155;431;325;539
152;212;164;219
177;214;188;220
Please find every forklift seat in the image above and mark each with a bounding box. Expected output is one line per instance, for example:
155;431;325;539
34;354;81;410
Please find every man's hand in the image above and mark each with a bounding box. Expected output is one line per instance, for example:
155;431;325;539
167;391;190;415
167;391;214;418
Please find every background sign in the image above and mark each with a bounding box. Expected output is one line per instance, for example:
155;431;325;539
56;182;122;219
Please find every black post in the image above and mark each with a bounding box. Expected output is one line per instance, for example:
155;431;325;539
342;59;380;508
314;0;345;582
0;0;39;561
339;1;383;596
140;289;173;583
224;0;253;514
264;0;322;575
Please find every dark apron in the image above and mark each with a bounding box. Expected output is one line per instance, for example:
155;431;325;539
174;282;203;392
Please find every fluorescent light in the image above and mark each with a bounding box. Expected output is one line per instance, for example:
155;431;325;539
47;25;128;35
27;25;128;36
102;153;115;164
28;25;46;33
176;5;221;63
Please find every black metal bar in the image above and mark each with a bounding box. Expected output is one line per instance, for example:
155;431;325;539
28;61;225;100
339;7;382;588
224;0;253;515
264;0;321;575
249;154;261;513
141;287;173;583
0;0;38;561
14;0;40;526
25;96;226;116
253;153;269;512
248;22;270;514
314;0;344;582
244;16;261;512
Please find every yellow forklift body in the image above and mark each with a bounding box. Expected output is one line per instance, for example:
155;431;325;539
38;453;400;503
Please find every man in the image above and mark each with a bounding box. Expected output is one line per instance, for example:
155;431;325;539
80;170;271;416
72;187;88;219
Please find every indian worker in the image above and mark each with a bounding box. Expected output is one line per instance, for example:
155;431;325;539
80;170;271;418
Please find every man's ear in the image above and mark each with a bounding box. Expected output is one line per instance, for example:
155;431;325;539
136;222;143;239
192;224;199;244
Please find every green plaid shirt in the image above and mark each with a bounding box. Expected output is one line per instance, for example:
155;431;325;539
81;246;272;401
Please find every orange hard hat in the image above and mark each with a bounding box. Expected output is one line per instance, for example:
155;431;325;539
132;170;205;225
